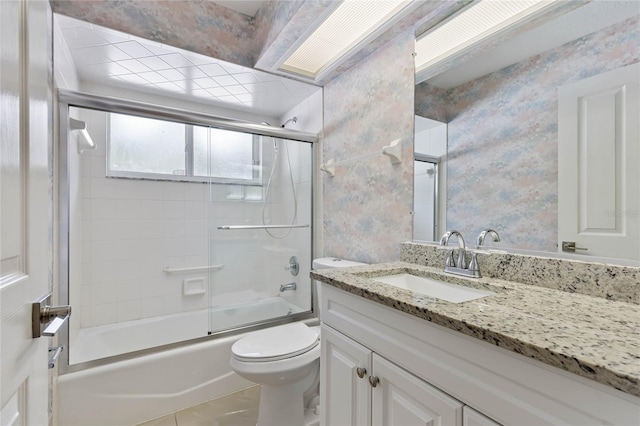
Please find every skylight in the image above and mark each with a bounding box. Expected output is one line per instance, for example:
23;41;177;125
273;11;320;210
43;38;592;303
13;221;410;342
415;0;556;75
280;0;412;79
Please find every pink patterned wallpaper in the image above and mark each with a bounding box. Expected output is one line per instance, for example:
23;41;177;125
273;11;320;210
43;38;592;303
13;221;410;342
322;30;416;264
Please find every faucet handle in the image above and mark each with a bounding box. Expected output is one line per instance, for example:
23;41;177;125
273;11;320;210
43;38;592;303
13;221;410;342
467;249;491;278
445;250;456;267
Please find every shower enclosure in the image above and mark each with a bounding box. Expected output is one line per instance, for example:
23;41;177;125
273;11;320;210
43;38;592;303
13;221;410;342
58;90;316;371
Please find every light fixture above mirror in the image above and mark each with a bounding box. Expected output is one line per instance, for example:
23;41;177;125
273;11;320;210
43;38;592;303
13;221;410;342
415;0;558;82
278;0;415;80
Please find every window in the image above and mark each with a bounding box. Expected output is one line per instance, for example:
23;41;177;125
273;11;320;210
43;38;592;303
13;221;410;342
107;112;260;184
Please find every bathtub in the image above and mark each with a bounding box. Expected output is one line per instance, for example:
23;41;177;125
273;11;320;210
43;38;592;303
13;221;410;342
58;297;314;426
69;296;303;365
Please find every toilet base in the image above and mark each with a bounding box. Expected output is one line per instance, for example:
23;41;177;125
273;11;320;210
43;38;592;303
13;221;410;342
257;384;305;426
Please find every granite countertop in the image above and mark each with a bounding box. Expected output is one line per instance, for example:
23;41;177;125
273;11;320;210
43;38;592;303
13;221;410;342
311;261;640;398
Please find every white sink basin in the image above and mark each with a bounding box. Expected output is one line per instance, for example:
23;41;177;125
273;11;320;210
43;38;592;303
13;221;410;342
373;273;494;303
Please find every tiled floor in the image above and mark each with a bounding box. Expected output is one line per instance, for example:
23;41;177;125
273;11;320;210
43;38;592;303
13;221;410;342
136;386;260;426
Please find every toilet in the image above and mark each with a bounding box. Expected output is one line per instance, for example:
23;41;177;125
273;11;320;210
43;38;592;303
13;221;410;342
230;257;366;426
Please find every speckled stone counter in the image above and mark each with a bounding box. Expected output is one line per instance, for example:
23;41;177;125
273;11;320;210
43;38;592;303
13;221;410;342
401;242;640;304
311;261;640;397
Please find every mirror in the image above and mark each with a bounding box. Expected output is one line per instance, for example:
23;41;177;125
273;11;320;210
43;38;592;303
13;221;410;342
413;1;640;262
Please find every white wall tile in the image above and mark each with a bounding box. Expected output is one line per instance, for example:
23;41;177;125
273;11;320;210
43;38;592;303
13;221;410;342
73;109;314;333
90;199;119;220
184;200;207;219
116;300;141;322
139;199;164;219
163;200;185;219
89;302;117;327
163;181;186;200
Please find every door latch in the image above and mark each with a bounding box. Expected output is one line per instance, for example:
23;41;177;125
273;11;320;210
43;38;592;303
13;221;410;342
32;294;71;338
561;241;588;253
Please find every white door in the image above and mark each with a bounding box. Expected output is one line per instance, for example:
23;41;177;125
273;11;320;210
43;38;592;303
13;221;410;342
1;0;53;424
558;63;640;260
320;324;371;426
371;355;463;426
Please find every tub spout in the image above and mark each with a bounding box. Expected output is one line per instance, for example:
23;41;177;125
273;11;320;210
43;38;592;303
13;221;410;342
280;282;297;292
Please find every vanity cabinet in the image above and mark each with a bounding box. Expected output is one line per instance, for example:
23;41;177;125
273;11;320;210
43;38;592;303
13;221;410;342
463;407;502;426
321;324;463;425
319;283;640;426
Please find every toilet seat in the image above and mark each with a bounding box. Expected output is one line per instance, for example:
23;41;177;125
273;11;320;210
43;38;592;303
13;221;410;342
231;322;319;362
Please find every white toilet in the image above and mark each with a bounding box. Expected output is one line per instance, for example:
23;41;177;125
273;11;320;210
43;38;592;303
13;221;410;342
230;258;366;426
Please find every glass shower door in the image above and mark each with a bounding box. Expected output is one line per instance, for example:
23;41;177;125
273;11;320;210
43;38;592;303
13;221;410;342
207;134;313;334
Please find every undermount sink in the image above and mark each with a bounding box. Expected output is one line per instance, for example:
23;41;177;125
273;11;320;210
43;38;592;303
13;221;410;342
373;273;494;303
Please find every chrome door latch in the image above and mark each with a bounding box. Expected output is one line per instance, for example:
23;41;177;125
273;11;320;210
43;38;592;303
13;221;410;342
32;294;71;338
561;241;588;253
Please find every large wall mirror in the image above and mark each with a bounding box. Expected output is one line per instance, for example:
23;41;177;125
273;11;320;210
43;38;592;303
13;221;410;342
413;0;639;263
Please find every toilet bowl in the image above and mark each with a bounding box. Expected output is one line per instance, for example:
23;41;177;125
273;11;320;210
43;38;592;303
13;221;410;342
230;258;367;426
230;322;320;426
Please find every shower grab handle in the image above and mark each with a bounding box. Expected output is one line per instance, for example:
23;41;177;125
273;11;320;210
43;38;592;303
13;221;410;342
162;264;224;276
217;224;310;230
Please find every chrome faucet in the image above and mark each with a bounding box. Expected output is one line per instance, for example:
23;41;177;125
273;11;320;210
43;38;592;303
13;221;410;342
439;230;486;278
279;282;297;292
439;230;467;268
477;229;501;247
467;229;501;278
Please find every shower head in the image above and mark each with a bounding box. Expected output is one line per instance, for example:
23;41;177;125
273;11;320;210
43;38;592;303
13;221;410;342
281;116;298;128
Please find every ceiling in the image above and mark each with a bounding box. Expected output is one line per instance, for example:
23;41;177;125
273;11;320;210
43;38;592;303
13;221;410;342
57;1;638;114
55;14;320;118
209;0;266;17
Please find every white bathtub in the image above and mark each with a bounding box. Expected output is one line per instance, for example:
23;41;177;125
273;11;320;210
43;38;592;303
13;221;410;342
58;297;314;426
70;296;302;365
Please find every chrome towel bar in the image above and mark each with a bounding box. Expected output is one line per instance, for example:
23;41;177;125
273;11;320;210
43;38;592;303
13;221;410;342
217;224;310;230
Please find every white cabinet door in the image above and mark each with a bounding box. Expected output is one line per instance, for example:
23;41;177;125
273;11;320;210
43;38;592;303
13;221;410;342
558;63;640;260
321;324;372;426
463;407;501;426
372;355;463;426
0;0;53;424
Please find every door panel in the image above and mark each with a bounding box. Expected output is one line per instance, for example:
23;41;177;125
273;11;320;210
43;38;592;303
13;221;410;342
320;324;371;426
463;407;501;426
558;63;640;260
372;355;463;426
1;0;52;424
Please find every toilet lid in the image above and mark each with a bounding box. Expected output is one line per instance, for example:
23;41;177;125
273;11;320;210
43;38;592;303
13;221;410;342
232;323;319;362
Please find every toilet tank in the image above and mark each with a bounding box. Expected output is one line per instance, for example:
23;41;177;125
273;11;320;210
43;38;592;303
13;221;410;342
312;257;367;270
312;258;367;322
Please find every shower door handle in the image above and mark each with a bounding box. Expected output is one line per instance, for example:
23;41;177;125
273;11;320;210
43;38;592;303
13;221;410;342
32;293;72;338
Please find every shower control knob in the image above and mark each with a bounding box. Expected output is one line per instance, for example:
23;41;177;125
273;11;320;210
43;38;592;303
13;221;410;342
284;256;299;276
356;367;367;378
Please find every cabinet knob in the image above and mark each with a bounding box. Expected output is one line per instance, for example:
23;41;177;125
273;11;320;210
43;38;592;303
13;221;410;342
368;376;380;388
356;367;367;378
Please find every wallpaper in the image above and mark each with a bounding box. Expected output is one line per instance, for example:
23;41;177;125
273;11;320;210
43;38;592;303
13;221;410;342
51;0;258;67
322;30;415;264
416;16;640;251
254;0;333;71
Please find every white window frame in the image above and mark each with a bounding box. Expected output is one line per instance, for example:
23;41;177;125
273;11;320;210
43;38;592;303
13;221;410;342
106;112;262;185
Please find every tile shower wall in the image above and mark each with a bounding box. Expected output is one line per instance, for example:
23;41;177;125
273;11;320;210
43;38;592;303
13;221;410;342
416;16;640;251
322;29;415;264
72;109;311;329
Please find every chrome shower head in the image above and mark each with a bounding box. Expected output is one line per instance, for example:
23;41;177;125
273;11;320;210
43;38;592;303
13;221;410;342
281;116;298;128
